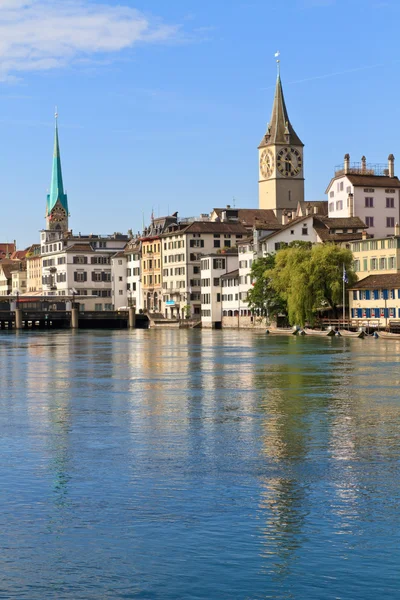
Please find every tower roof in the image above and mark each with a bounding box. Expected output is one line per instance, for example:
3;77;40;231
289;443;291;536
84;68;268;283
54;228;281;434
259;74;303;148
46;115;68;216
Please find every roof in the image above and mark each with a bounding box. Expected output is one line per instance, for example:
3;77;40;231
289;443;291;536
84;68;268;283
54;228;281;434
211;208;280;228
259;215;312;243
326;173;400;193
65;243;94;253
10;249;28;260
317;216;366;229
221;269;239;279
259;75;303;148
0;242;16;260
47;118;68;216
317;231;366;242
350;274;400;290
179;221;248;235
297;201;328;217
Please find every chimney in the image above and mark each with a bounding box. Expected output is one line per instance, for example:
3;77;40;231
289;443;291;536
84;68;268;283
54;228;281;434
313;206;319;214
362;230;367;240
221;211;227;222
348;193;354;217
361;156;367;173
281;211;289;225
344;153;350;174
306;204;312;216
395;222;400;236
388;154;395;178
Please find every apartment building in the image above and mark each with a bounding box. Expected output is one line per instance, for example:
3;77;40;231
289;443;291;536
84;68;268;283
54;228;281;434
161;221;247;319
200;252;238;328
349;273;400;326
349;230;400;281
125;238;142;311
26;244;42;293
40;230;128;311
326;154;400;238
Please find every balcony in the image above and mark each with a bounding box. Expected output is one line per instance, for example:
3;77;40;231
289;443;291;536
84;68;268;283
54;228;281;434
334;162;389;177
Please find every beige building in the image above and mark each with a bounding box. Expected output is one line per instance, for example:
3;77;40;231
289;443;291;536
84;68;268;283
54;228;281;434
349;273;400;326
161;221;247;319
349;232;400;281
26;244;42;293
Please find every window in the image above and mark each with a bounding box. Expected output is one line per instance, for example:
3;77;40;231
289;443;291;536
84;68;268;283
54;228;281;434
370;258;378;270
389;256;396;269
339;182;344;191
119;290;123;295
224;240;231;248
95;303;103;311
213;258;225;269
214;240;221;248
213;277;220;286
290;230;294;235
365;216;374;227
329;202;334;212
118;260;122;265
370;240;378;250
118;276;123;281
190;239;204;248
386;197;395;208
74;271;87;282
387;217;395;228
379;257;386;270
73;256;88;264
336;201;343;210
302;227;308;236
365;197;374;208
329;191;334;197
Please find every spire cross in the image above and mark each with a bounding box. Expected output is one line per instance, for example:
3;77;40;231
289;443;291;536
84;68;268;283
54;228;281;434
55;106;58;123
274;50;280;77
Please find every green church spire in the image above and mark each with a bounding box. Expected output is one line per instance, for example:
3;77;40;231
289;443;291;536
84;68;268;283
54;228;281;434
46;111;68;217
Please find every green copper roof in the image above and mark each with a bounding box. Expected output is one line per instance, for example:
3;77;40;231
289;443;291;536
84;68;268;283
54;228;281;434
46;119;68;215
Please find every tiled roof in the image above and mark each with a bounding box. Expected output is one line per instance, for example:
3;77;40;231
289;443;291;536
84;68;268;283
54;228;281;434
65;243;94;252
317;216;366;228
182;222;248;234
212;208;279;228
297;201;328;216
350;274;400;289
326;173;400;193
221;269;239;279
317;231;366;242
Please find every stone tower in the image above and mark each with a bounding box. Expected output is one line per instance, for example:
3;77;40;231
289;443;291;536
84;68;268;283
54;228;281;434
258;74;304;216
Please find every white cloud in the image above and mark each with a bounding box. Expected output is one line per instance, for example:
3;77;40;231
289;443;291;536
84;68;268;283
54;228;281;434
0;0;179;81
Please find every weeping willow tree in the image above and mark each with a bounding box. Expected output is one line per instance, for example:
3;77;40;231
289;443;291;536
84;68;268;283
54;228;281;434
271;243;357;326
246;254;287;319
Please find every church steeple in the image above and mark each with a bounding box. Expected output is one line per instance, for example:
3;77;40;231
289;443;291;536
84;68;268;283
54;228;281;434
259;74;303;148
46;111;69;231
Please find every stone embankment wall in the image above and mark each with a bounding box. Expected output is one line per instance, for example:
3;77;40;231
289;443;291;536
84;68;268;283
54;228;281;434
222;316;271;329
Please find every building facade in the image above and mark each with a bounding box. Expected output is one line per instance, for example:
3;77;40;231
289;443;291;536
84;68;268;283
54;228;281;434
200;252;238;328
326;154;400;238
349;274;400;326
349;232;400;281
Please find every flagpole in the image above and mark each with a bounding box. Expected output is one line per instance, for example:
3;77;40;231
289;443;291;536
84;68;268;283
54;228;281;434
343;263;346;330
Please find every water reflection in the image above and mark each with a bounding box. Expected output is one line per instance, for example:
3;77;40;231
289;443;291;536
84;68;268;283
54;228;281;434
0;331;400;599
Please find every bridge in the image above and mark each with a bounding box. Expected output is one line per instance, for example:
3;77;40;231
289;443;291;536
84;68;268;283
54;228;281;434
0;308;149;330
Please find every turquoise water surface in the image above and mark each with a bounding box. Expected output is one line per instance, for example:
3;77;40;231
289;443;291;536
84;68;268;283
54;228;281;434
0;329;399;599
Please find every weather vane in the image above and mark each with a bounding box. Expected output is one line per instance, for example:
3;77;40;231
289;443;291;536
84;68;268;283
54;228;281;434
275;50;280;76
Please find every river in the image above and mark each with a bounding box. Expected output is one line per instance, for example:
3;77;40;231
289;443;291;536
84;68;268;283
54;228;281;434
0;329;399;599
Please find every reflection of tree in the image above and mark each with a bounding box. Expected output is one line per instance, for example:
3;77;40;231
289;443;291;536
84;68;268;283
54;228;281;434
253;338;342;578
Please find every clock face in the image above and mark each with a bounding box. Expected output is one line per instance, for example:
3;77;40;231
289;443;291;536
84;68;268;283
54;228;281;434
277;147;302;177
259;149;274;179
51;207;66;222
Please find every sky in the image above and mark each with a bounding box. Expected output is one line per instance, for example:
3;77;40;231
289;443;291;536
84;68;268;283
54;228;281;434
0;0;399;247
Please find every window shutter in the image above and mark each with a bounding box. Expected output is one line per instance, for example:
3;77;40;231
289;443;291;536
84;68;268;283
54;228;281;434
357;308;362;318
74;272;77;282
366;308;371;318
353;291;357;300
383;289;389;300
84;272;87;282
351;308;354;318
366;290;370;300
373;290;379;300
384;308;389;318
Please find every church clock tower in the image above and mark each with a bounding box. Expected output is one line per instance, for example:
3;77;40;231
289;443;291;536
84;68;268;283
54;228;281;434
46;114;69;232
258;71;304;215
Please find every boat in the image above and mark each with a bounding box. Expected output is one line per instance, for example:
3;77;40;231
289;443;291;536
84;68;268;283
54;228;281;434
303;328;330;337
377;331;400;339
336;329;365;339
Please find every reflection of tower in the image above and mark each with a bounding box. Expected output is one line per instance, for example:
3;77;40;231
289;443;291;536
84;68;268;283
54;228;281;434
46;112;69;232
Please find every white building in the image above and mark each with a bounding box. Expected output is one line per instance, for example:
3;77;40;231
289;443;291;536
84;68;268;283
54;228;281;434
161;221;247;319
326;154;400;238
125;238;142;311
40;230;129;311
111;252;128;310
200;252;238;328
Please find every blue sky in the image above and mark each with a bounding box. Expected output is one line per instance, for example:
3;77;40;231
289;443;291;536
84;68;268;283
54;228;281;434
0;0;399;247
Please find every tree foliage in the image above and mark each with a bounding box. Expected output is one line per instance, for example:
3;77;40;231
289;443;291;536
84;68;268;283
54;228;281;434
271;243;357;326
246;254;287;319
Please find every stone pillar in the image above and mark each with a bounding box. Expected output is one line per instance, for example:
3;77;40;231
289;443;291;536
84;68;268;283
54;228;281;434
71;307;79;329
128;306;136;328
15;309;23;330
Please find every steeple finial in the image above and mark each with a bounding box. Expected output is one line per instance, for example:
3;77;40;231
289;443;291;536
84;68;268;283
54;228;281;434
274;50;280;77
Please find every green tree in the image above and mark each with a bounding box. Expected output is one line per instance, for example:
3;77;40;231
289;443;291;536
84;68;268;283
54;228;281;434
247;254;287;320
271;243;357;326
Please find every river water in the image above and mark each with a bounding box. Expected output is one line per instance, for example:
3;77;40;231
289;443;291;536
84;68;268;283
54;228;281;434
0;329;399;599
